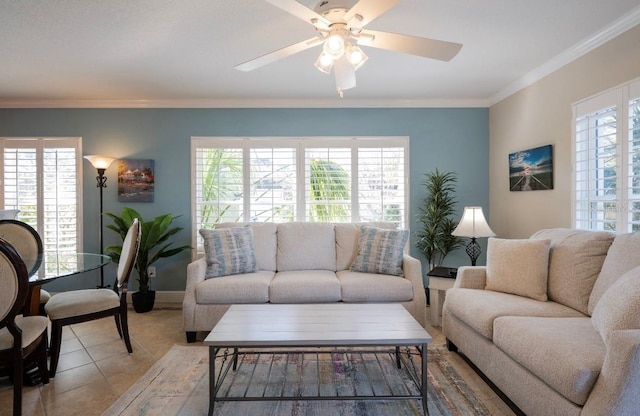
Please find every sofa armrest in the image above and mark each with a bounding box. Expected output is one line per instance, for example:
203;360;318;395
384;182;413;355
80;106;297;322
582;329;640;416
453;266;487;289
403;254;426;305
183;257;206;307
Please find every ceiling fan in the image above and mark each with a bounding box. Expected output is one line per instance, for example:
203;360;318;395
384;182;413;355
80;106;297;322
235;0;463;97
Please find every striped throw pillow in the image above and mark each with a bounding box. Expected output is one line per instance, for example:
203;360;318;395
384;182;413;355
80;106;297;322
200;227;258;279
350;225;408;276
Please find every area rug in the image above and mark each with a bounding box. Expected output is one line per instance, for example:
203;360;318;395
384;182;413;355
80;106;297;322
103;345;490;416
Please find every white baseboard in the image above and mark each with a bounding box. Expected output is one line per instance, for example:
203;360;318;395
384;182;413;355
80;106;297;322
152;291;185;304
125;290;184;304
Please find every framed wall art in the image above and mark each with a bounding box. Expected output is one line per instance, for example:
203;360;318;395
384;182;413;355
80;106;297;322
508;145;553;192
117;159;155;202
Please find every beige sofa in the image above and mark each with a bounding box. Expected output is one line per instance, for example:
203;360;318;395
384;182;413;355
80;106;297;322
443;229;640;416
184;222;426;342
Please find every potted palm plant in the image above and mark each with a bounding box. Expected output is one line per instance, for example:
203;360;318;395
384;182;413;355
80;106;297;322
105;207;190;313
416;169;465;270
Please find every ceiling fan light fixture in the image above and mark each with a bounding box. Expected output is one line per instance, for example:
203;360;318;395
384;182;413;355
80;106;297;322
323;31;346;58
314;51;334;74
345;44;367;70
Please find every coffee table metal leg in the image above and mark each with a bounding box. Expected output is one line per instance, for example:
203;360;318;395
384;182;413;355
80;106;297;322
232;347;239;370
395;346;401;368
422;343;429;416
209;347;216;416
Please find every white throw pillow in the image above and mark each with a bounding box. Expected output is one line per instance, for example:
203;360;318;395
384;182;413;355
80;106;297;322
485;238;551;301
199;227;258;279
592;265;640;344
276;222;336;271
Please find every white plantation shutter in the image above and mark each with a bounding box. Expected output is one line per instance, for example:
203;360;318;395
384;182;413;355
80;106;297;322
628;96;640;231
2;138;81;254
249;143;296;222
573;78;640;232
358;146;406;224
574;105;618;231
192;139;244;233
304;146;352;222
191;137;408;256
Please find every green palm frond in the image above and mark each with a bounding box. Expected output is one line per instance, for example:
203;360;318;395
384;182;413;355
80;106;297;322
416;169;465;269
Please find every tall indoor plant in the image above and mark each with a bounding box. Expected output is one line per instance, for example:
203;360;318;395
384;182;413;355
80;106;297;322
416;169;465;270
105;207;190;312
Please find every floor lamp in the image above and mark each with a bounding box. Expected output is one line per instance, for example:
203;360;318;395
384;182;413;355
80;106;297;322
452;206;495;266
84;155;116;288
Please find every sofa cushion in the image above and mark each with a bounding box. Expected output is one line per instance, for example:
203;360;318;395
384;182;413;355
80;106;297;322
444;288;586;340
216;222;277;271
337;270;413;302
335;222;397;271
530;228;613;315
485;238;551;301
493;316;605;406
589;232;640;315
195;271;274;303
276;223;336;271
269;270;341;303
592;265;640;344
350;226;408;277
200;227;258;279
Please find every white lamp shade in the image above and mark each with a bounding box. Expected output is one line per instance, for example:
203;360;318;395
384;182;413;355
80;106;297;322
452;206;495;238
84;155;116;170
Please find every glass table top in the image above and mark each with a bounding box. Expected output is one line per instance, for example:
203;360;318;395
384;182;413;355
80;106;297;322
28;252;111;284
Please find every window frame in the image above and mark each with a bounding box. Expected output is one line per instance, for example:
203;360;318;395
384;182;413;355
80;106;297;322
0;136;84;253
190;136;409;256
572;78;640;232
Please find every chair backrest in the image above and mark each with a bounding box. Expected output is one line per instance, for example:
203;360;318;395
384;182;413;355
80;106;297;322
0;240;29;328
117;218;141;288
0;220;43;276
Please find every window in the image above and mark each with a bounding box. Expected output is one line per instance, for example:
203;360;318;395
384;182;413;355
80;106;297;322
573;78;640;232
191;137;408;253
1;137;82;255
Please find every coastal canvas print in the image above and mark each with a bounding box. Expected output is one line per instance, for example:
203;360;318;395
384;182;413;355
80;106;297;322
509;145;553;192
117;159;155;202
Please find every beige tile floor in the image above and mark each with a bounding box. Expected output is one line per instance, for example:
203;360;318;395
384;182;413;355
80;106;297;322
0;304;516;416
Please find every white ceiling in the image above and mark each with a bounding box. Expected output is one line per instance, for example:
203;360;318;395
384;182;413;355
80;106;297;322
1;0;639;108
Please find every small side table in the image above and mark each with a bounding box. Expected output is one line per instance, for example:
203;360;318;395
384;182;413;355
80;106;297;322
427;267;457;327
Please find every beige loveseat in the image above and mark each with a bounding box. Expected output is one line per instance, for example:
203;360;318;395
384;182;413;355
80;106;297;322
184;222;426;342
443;229;640;416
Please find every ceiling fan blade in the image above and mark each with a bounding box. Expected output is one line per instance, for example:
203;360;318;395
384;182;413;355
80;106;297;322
334;57;356;93
235;37;323;72
264;0;330;26
358;30;462;62
344;0;401;27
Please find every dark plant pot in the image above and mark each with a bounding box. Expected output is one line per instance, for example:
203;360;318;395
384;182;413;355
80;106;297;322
132;290;155;313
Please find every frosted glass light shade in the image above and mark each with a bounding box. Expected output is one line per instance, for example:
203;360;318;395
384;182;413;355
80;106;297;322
452;206;495;238
84;155;115;170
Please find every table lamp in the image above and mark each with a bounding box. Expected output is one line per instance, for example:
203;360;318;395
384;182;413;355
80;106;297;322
84;155;116;288
451;206;495;266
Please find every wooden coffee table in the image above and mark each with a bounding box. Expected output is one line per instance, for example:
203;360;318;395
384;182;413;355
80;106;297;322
204;303;432;415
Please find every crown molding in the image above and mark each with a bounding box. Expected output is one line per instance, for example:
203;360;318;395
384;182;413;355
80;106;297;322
488;5;640;106
0;97;489;109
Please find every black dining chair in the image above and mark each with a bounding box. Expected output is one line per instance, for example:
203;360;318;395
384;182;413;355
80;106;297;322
0;220;49;315
45;218;141;377
0;239;50;416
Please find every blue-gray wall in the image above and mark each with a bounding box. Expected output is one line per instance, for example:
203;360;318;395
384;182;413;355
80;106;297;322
0;107;489;291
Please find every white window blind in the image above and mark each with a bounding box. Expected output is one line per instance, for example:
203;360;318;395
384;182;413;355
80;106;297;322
191;137;408;254
628;96;640;230
573;78;640;232
1;138;82;254
358;146;405;224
